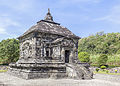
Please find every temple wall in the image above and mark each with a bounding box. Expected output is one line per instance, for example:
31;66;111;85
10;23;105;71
18;32;79;63
19;33;36;59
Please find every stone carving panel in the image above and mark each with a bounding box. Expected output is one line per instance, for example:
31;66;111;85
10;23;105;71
20;40;33;59
62;39;74;47
53;46;61;58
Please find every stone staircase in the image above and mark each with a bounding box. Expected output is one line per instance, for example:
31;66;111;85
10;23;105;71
66;63;93;79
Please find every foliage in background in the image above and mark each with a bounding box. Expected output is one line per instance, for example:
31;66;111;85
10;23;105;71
0;39;19;64
90;54;120;66
78;32;120;65
78;52;90;62
78;32;120;55
98;54;108;66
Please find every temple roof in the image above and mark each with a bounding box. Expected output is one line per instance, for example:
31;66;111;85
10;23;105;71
18;9;80;39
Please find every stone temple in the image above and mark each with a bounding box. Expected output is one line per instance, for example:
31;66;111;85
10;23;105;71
8;9;93;79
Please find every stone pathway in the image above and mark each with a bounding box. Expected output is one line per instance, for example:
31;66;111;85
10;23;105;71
94;73;120;83
0;73;120;86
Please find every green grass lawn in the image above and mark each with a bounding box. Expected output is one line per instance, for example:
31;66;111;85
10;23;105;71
0;70;7;72
94;71;120;75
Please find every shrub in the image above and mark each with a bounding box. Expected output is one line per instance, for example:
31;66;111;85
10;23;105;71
78;52;90;62
106;70;109;73
115;70;117;73
100;65;106;69
96;68;99;72
98;54;108;66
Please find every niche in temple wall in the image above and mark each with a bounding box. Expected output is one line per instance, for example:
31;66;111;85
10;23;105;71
53;46;61;58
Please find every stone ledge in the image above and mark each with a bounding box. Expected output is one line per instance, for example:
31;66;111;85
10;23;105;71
9;63;66;68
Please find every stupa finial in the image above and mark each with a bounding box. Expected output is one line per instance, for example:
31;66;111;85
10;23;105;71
44;8;53;21
48;8;50;13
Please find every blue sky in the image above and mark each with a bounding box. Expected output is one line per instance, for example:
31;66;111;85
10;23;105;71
0;0;120;41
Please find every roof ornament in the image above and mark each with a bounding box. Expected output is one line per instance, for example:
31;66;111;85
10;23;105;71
48;8;50;13
44;8;53;21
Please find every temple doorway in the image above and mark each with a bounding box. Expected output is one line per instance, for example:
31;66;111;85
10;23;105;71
65;50;70;63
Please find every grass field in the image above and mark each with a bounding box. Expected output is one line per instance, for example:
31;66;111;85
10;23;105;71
0;70;7;72
94;71;120;75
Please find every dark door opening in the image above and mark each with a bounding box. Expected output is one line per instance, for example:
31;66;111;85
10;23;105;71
65;50;70;63
46;51;49;57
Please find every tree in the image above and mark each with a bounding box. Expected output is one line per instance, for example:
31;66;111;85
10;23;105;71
98;54;108;66
0;38;19;64
78;32;120;55
78;52;90;62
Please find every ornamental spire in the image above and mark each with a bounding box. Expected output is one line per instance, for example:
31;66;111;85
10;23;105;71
44;8;53;21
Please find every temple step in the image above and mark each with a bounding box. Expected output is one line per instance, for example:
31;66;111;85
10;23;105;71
66;63;93;79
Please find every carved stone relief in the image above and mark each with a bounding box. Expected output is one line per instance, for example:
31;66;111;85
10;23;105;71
20;40;33;59
53;46;61;58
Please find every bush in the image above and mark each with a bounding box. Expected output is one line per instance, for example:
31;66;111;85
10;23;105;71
96;68;99;72
78;52;90;62
106;70;109;73
100;65;107;69
98;54;108;66
115;70;117;73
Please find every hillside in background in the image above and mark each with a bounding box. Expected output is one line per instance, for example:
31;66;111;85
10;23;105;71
78;32;120;65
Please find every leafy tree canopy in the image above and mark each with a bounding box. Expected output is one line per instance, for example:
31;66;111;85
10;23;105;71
98;54;108;66
78;52;90;62
0;38;19;64
78;32;120;55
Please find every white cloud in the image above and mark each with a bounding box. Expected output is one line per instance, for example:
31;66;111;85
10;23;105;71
0;27;7;34
0;17;20;27
93;5;120;24
0;14;20;34
0;0;34;12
